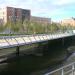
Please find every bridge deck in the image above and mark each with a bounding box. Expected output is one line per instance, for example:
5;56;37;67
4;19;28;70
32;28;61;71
0;33;74;49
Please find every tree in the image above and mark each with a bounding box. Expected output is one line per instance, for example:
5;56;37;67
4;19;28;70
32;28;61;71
0;25;5;32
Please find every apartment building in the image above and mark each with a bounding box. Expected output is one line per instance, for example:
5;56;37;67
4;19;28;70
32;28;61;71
61;17;75;26
0;6;30;25
30;16;51;24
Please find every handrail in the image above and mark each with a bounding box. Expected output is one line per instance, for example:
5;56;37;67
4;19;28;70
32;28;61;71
45;62;75;75
0;33;74;39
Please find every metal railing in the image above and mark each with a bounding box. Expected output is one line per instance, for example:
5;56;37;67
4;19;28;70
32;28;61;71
0;33;74;39
45;62;75;75
0;33;74;49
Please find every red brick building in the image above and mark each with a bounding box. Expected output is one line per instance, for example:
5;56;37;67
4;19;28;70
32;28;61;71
0;6;31;24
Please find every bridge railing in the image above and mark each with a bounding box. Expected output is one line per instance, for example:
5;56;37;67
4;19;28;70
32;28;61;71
0;33;74;39
45;62;75;75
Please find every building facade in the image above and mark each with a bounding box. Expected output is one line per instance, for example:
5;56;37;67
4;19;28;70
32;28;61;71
0;6;30;25
61;18;75;26
30;16;51;24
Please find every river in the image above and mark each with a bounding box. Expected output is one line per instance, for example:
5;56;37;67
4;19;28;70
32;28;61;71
0;40;75;75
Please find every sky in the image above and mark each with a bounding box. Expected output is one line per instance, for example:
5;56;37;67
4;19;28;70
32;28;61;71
0;0;75;22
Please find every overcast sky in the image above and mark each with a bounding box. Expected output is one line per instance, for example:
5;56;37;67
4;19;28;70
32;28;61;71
0;0;75;21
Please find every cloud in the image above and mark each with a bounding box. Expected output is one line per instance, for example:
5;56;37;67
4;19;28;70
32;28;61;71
0;0;75;21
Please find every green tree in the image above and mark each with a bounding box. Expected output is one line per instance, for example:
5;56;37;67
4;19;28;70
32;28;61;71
0;25;5;32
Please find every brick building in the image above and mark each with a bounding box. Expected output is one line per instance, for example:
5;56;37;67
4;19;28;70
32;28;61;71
0;6;30;25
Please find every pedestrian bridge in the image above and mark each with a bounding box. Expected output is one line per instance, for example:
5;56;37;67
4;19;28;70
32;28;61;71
0;33;75;66
0;33;74;49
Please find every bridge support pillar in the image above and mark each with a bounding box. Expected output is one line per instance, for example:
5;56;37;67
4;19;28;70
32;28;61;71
16;46;19;56
62;38;64;47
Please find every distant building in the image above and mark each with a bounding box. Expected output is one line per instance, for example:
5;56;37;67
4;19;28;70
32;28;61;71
0;6;31;25
30;16;51;24
61;17;75;26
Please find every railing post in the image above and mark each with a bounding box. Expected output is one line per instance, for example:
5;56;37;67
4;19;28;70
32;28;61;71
62;38;64;47
16;46;19;56
72;64;74;75
61;68;64;75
